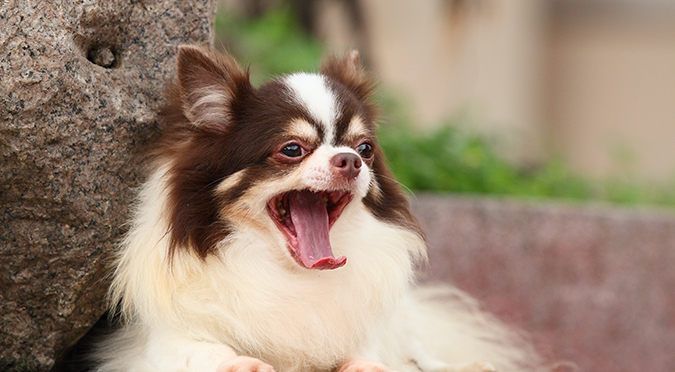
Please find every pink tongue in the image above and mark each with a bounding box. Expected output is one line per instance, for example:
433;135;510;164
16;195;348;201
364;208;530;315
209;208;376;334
287;190;347;270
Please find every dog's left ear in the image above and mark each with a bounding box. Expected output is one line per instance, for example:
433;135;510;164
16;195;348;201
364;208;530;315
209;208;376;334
320;50;374;101
176;45;252;131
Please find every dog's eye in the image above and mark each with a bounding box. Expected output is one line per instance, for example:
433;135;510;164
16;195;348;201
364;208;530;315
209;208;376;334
356;143;373;159
280;143;303;158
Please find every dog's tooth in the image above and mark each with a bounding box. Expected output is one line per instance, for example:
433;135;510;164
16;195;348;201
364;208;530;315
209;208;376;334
276;200;286;217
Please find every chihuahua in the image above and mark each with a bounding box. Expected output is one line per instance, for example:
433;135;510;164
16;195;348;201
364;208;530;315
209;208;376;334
93;45;539;372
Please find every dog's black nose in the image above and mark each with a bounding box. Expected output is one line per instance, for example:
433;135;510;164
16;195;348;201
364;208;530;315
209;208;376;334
331;152;362;179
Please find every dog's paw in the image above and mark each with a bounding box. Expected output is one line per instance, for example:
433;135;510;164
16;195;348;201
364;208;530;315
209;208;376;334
452;362;497;372
217;356;275;372
338;360;391;372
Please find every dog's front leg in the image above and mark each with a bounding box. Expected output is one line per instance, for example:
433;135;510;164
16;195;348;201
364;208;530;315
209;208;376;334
145;330;274;372
216;356;276;372
441;362;497;372
338;360;391;372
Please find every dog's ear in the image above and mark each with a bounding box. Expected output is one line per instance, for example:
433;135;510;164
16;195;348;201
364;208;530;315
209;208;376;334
320;50;375;101
176;45;251;131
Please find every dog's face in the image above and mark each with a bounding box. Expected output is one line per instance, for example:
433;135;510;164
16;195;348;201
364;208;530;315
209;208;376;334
158;46;421;270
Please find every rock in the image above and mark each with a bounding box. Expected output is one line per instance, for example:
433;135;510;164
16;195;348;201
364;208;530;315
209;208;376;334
0;0;216;370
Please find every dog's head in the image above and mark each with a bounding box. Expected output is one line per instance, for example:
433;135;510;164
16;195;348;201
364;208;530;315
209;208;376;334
157;45;422;270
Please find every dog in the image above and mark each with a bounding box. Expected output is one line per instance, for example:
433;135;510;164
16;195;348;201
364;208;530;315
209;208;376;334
93;45;541;372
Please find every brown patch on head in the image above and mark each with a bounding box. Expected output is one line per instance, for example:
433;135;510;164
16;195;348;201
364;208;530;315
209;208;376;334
320;50;375;103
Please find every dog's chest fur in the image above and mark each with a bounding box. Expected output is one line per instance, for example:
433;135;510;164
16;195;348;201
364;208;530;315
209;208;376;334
179;208;420;371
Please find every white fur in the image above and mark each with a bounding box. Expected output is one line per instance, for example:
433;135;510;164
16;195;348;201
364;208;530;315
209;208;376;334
285;73;337;142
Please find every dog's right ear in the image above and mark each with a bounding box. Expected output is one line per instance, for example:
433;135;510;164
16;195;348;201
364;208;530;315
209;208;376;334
320;50;374;102
176;45;251;131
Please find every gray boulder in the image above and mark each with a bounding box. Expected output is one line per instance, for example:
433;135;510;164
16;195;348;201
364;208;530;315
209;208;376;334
0;1;215;370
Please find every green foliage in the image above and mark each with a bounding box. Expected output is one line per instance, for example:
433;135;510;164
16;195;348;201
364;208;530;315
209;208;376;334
376;105;675;206
215;6;323;86
378;121;593;201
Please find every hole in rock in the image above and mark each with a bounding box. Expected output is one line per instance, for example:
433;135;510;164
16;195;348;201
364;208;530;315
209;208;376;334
87;45;118;68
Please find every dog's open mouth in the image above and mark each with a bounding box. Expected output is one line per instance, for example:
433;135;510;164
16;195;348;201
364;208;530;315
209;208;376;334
267;189;353;270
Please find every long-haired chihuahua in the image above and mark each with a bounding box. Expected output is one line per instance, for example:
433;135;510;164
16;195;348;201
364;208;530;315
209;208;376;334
93;45;541;372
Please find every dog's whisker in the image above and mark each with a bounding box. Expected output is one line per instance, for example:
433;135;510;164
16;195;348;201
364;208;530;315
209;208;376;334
379;173;418;199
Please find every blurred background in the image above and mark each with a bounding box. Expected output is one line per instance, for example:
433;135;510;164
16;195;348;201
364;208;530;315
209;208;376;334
214;0;675;206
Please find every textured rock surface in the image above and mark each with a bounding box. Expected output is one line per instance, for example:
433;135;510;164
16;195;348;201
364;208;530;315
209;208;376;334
412;195;675;372
0;0;215;370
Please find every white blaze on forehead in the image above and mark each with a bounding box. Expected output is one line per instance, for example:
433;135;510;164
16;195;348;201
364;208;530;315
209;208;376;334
284;73;338;143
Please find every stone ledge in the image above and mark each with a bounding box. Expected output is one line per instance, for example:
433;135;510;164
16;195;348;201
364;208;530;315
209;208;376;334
411;194;675;372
